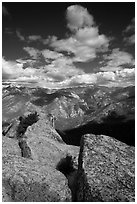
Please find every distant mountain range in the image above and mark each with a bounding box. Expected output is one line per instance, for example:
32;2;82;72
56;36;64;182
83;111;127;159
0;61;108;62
2;83;135;146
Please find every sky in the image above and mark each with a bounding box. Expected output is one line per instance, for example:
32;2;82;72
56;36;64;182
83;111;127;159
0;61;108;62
2;2;135;88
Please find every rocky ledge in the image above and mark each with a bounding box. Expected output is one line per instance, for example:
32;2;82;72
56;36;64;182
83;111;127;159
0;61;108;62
2;113;79;202
2;111;135;202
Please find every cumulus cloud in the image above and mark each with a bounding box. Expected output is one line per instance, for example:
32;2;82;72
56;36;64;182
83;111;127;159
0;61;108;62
104;48;134;66
41;49;63;60
22;45;84;79
16;31;44;43
66;5;94;31
23;47;40;59
39;35;58;45
3;55;134;88
100;48;135;72
3;4;134;89
2;58;35;80
124;34;135;45
28;35;42;42
51;29;109;62
22;46;76;79
49;5;109;63
2;5;9;16
124;18;135;33
41;67;134;88
3;44;84;83
23;47;64;61
44;56;84;81
2;55;83;87
16;30;25;41
123;18;135;45
69;72;115;85
61;68;135;88
3;58;18;79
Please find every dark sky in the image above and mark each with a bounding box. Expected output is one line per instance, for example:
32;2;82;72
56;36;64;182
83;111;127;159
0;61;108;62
2;2;135;88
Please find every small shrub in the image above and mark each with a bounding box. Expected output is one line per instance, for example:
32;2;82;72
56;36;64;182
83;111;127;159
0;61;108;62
17;111;39;138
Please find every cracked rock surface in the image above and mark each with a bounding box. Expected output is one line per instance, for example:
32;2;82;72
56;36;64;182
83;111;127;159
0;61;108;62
76;134;135;202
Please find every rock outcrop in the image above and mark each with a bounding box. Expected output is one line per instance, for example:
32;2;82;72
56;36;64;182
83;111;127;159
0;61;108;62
2;119;20;138
19;117;80;167
76;134;135;202
2;137;21;157
2;113;79;202
2;84;135;202
3;155;72;202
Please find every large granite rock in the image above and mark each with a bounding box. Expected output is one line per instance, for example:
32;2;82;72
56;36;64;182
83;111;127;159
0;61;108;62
3;155;71;202
24;116;65;144
2;116;79;202
3;119;20;138
20;117;79;167
76;134;135;202
2;137;21;157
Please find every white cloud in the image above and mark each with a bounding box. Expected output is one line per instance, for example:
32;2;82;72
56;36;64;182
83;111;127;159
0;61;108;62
23;47;40;59
28;35;42;42
2;57;36;80
3;57;134;88
48;67;135;88
123;18;135;45
16;32;44;43
115;68;135;78
23;47;64;61
51;28;109;62
75;27;98;44
3;5;134;89
41;35;58;45
22;45;84;80
100;48;135;71
2;53;84;85
41;49;63;60
2;58;22;79
50;5;109;62
16;30;25;41
124;34;135;45
67;74;98;85
45;56;84;80
124;18;135;33
16;58;36;64
12;75;39;82
61;68;135;88
105;49;134;66
66;5;94;31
